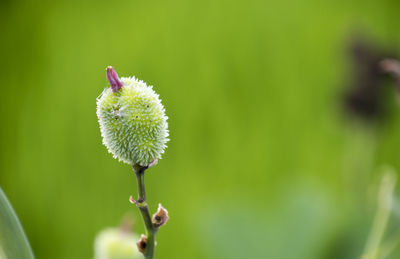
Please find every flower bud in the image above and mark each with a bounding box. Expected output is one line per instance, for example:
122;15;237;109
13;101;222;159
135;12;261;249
106;66;123;92
97;66;169;166
94;228;141;259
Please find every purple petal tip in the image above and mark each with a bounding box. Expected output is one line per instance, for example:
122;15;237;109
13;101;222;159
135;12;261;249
106;66;123;92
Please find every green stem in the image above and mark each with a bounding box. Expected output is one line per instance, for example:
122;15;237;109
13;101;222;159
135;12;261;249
133;164;157;259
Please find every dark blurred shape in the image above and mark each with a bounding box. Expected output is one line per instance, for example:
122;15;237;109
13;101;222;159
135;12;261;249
343;35;398;121
380;59;400;88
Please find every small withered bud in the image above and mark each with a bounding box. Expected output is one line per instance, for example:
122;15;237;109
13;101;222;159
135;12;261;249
129;195;147;208
129;195;136;204
152;204;169;228
136;234;148;254
106;66;123;92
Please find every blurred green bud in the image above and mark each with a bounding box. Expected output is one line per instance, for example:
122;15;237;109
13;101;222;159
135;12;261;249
97;67;169;166
94;228;141;259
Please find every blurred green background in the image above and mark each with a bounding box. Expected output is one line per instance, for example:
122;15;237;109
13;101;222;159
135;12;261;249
1;0;400;258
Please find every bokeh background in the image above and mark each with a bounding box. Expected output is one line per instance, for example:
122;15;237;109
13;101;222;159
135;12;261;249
1;0;400;258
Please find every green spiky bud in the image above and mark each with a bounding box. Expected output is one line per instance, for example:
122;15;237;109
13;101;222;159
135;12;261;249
97;66;169;166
